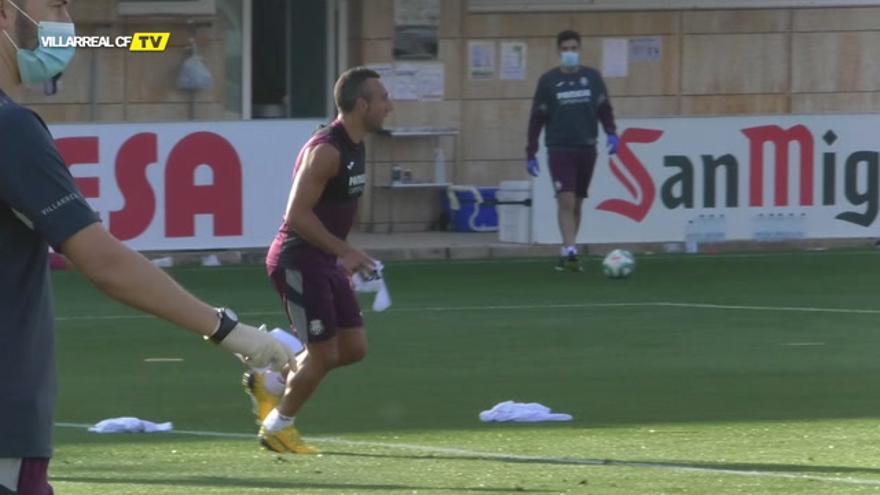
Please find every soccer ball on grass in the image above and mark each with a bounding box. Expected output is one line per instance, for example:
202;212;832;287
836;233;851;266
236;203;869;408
602;249;635;279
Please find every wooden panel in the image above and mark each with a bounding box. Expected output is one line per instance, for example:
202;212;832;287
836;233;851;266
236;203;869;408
120;20;225;47
26;104;124;123
439;39;462;99
69;0;117;23
383;100;461;129
682;34;787;94
461;99;531;161
125;43;225;103
123;103;190;121
362;0;394;40
794;7;880;32
362;40;393;63
439;0;463;38
792;92;880;113
458;160;528;186
369;133;457;163
95;49;127;104
792;32;880;92
681;95;788;115
464;13;573;38
605;35;679;96
573;11;679;36
683;9;789;34
613;96;679;117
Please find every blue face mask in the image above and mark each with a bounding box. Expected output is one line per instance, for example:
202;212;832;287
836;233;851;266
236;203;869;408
2;1;76;85
560;51;579;69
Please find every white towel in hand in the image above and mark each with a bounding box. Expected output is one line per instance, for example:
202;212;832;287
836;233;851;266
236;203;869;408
88;417;173;434
352;261;391;312
479;401;573;423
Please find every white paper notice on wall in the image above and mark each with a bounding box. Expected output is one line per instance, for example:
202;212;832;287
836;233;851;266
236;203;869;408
629;37;662;62
405;62;444;100
601;38;629;77
500;41;527;80
366;63;444;101
394;0;439;26
468;40;496;80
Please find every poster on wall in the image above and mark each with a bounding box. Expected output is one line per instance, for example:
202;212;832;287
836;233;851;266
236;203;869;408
601;38;629;77
629;37;662;62
500;41;527;80
367;63;444;101
393;62;445;100
468;40;496;80
394;0;439;25
393;0;439;60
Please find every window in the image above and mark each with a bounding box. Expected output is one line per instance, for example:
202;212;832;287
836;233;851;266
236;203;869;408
251;0;331;119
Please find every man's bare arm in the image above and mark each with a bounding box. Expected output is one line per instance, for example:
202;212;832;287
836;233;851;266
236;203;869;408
61;223;218;336
284;144;350;257
284;143;374;274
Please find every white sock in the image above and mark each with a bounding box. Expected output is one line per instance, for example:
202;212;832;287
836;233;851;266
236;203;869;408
560;246;568;256
262;371;286;396
262;408;294;433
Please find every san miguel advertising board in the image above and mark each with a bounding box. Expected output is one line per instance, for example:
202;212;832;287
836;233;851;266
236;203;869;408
532;114;880;244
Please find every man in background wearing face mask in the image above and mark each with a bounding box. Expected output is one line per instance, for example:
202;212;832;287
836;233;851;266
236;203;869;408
525;30;619;272
0;2;296;493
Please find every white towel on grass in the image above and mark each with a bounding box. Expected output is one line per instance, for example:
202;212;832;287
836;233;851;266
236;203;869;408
479;401;573;423
88;417;173;434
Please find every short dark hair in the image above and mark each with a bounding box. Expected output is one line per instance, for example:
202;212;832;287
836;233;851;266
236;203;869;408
334;66;381;113
557;30;581;47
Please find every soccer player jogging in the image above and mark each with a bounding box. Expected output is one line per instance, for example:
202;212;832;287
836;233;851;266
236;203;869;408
526;30;620;272
0;2;296;493
244;67;393;454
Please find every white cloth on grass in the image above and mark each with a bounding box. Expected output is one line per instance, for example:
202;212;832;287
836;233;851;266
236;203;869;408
479;401;573;423
352;260;391;312
88;417;173;434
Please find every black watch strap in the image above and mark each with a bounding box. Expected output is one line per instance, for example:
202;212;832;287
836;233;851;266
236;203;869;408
208;308;238;343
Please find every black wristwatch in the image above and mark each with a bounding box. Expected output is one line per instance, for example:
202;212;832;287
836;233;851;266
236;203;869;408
207;307;239;344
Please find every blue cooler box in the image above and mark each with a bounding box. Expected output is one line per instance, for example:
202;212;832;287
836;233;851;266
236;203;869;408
440;187;499;232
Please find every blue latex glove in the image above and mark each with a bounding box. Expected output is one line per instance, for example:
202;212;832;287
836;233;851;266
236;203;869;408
526;158;540;177
606;134;620;155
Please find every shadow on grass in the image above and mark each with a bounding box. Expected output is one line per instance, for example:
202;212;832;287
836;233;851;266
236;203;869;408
52;475;554;493
323;450;880;477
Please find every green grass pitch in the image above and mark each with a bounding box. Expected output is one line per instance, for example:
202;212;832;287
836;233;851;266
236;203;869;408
50;250;880;494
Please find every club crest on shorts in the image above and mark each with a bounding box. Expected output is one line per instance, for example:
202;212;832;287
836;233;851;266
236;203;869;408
580;76;588;86
308;319;324;336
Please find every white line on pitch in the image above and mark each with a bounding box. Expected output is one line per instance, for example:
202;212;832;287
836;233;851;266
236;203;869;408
650;302;880;315
56;301;880;322
54;422;880;487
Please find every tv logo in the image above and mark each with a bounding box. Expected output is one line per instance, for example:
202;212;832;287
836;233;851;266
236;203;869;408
40;32;170;52
129;32;171;52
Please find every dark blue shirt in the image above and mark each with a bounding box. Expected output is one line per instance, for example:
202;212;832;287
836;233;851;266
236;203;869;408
0;91;99;457
527;66;616;155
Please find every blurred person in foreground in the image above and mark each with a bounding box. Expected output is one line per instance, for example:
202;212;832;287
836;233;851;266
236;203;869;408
0;1;295;493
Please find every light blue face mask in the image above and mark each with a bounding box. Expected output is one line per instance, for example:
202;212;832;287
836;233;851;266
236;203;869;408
2;1;76;85
560;51;579;69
